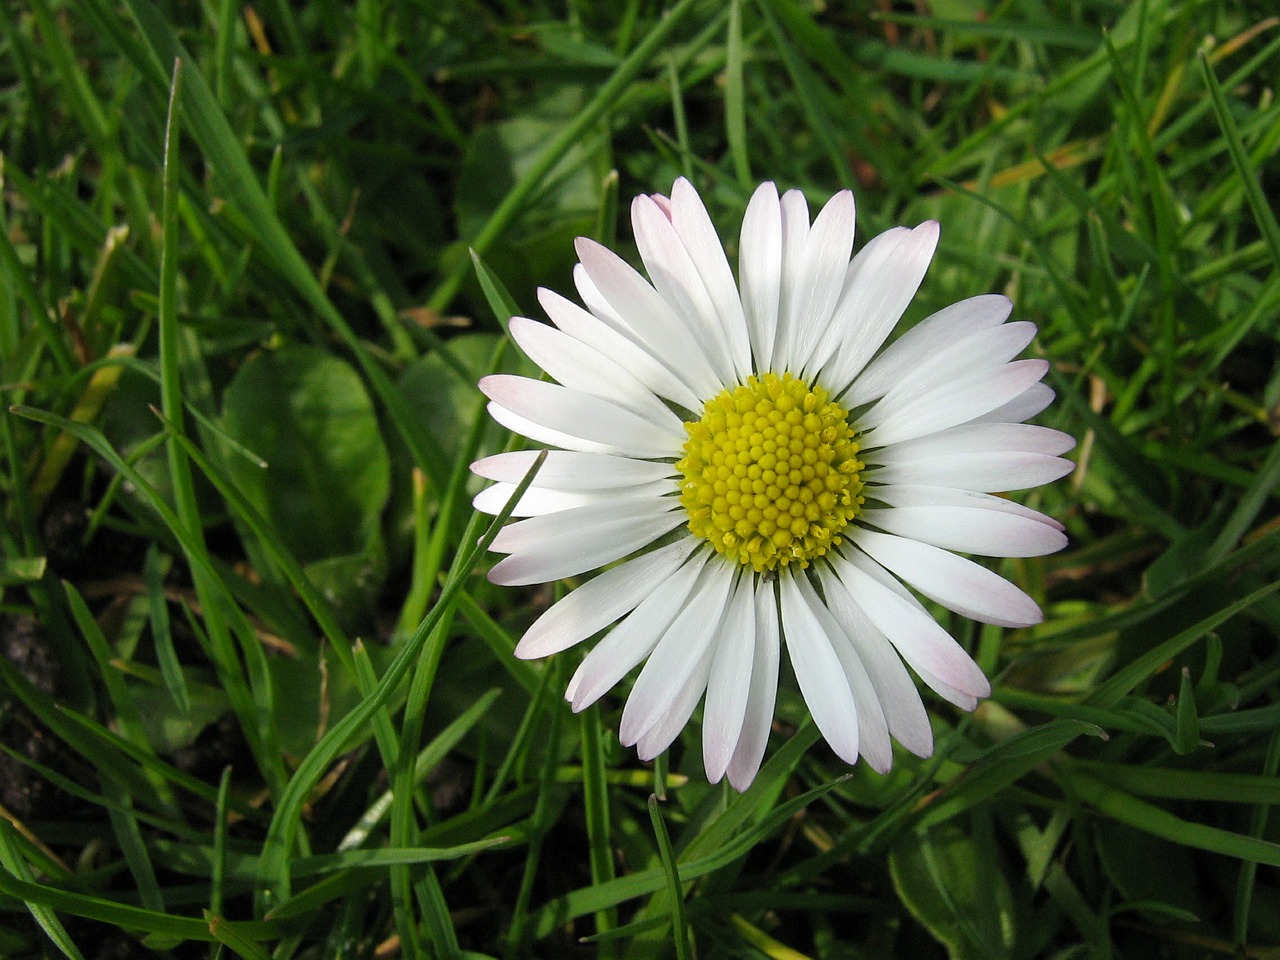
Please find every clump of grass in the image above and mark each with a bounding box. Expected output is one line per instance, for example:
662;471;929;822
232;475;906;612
2;1;1278;958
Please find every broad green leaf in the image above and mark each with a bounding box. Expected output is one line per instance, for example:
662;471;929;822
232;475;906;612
221;344;390;565
1096;821;1200;921
396;334;507;466
890;820;1017;960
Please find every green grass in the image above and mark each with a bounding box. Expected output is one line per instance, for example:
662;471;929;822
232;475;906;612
2;0;1279;957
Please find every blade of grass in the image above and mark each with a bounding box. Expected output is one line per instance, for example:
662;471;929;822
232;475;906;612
210;766;232;920
0;826;280;944
11;404;284;791
112;0;452;491
144;544;190;714
265;836;512;923
1086;576;1280;709
648;795;692;960
0;821;87;960
1199;51;1280;275
426;0;706;312
415;869;462;960
390;613;459;960
1058;764;1280;866
254;451;547;906
724;0;751;186
754;0;855;186
580;703;618;954
336;688;503;852
482;661;560;805
396;330;507;638
1234;729;1280;945
502;664;567;958
205;912;271;960
529;729;830;938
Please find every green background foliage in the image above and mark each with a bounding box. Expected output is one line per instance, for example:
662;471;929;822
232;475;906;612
1;0;1278;957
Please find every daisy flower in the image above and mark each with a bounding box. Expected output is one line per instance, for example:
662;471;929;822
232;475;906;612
471;178;1072;790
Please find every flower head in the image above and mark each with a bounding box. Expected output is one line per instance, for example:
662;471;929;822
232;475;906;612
472;179;1072;790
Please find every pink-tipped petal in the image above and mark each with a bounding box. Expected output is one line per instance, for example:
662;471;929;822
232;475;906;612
480;375;683;458
785;190;856;372
845;295;1012;406
488;499;684;586
471;450;674;490
857;503;1067;558
619;563;735;746
833;553;992;700
739;182;782;370
515;538;698;659
669;178;753;379
851;528;1044;628
794;575;892;773
859;359;1050;449
539;287;703;410
725;586;781;791
816;565;934;758
820;221;940;393
779;574;860;764
768;189;812;370
565;552;709;710
508;315;684;431
575;238;722;399
633;193;739;384
702;573;758;783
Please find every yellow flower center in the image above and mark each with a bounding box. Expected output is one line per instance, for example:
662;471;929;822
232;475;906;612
676;372;864;573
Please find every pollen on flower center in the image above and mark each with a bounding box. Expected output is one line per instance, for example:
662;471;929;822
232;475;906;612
676;372;864;573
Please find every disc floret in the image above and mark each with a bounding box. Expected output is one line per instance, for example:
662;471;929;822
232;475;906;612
677;372;864;573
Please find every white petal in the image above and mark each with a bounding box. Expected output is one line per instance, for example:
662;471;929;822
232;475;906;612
974;382;1056;424
816;565;933;758
515;538;699;659
768;189;812;371
726;585;781;791
850;528;1043;628
540;286;703;412
913;665;980;711
783;190;856;373
670;178;753;379
871;322;1038;413
480;375;683;458
573;262;631;334
819;222;940;394
484;402;613;455
779;573;859;764
868;483;1064;531
565;551;709;709
833;553;991;701
866;452;1073;492
508;316;684;432
474;477;674;517
844;295;1012;406
471;450;674;490
635;642;716;761
858;503;1067;557
632;194;737;385
865;422;1075;492
648;192;673;217
488;500;684;586
858;359;1049;449
739;182;782;370
619;562;735;746
575;238;722;399
794;575;892;773
874;422;1076;460
701;572;758;783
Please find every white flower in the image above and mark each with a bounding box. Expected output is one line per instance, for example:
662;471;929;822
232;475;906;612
471;179;1072;790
